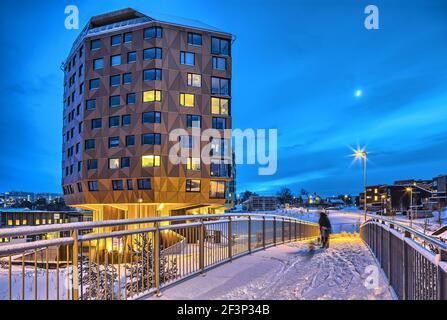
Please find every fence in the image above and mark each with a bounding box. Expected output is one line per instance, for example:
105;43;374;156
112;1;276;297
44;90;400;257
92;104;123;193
360;217;447;300
0;213;319;300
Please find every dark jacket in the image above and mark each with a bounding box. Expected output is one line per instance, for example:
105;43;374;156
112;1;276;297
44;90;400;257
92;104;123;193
318;213;332;229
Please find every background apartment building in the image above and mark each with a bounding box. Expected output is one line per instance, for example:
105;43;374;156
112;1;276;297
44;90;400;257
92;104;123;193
61;8;235;221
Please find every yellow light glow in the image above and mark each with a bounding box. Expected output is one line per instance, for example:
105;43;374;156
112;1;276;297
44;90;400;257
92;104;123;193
406;187;412;192
142;155;161;167
180;93;194;107
143;90;161;102
157;203;165;211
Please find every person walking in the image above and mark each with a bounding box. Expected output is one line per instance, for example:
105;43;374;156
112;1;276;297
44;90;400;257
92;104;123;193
318;211;332;249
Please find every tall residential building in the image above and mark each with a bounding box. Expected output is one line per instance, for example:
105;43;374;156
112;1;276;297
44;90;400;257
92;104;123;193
62;8;235;221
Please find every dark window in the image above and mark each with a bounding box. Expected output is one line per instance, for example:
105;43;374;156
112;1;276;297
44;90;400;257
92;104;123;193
127;51;136;63
127;93;136;105
79;121;84;133
211;37;230;56
88;181;99;191
142;112;161;124
143;47;162;60
124;32;133;43
180;135;193;149
93;58;104;70
187;115;201;128
142;133;161;145
211;160;229;177
109;116;120;128
138;179;151;190
111;35;121;46
122;114;131;127
91;39;101;51
211;77;229;95
110;95;121;107
109;137;120;148
77;182;83;193
123;73;132;84
212;57;226;71
87;159;98;170
121;157;130;168
127;180;133;190
186;179;201;192
112;180;124;190
91;118;102;129
89;79;100;90
76;143;80;154
180;51;195;65
144;27;163;39
110;75;121;87
126;135;135;147
212;117;227;130
111;55;121;66
143;69;162;81
85;139;95;150
86;99;96;110
187;33;202;46
78;161;83;172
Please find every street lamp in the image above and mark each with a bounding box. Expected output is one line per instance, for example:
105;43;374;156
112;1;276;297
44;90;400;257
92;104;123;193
354;150;368;221
406;187;413;227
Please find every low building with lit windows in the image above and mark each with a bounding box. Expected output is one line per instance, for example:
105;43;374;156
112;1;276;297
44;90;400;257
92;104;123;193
61;8;235;222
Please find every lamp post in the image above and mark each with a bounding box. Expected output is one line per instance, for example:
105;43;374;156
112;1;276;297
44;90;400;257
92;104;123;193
406;187;413;228
355;150;368;222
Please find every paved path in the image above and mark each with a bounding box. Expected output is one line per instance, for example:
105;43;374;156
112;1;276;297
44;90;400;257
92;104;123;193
149;236;393;300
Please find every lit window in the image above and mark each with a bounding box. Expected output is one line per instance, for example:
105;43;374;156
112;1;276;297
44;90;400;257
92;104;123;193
211;97;229;115
187;158;201;171
186;179;201;192
8;220;13;226
36;219;40;225
180;93;194;107
187;73;201;87
142;155;161;167
143;90;162;102
109;158;120;169
210;181;226;199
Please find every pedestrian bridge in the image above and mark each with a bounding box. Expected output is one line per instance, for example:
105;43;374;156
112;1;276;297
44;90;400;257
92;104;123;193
0;214;446;300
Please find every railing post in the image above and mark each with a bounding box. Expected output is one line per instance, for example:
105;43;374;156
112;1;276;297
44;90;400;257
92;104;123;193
248;216;252;253
388;224;393;286
273;217;277;246
72;230;79;301
294;221;297;241
228;217;233;261
403;230;410;300
282;218;285;244
437;248;447;300
199;219;205;273
262;216;266;249
154;222;161;297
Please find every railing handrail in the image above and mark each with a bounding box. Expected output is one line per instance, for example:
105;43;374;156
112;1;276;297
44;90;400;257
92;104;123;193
0;213;318;239
362;216;447;251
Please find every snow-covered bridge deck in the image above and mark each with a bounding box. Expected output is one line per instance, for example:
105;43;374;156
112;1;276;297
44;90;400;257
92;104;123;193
148;235;394;300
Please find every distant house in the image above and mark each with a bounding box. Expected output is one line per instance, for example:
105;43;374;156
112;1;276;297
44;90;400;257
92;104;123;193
242;196;277;212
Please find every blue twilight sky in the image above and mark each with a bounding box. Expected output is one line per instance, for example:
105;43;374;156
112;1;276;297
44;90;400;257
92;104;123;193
0;0;446;196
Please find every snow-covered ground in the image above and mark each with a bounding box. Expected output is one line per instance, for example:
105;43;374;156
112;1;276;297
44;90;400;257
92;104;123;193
149;236;393;300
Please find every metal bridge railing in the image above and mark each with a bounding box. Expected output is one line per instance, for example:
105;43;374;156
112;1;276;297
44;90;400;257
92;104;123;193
0;213;319;300
360;217;447;300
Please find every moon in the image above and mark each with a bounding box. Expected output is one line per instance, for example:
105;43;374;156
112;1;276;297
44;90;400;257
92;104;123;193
355;90;362;98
